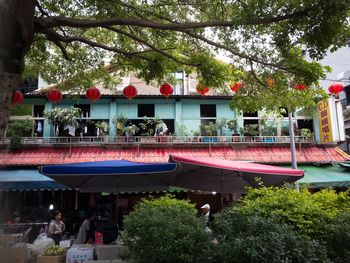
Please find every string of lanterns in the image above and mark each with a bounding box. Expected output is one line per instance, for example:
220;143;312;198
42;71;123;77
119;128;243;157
10;80;345;105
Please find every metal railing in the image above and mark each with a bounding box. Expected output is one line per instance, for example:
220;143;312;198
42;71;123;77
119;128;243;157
0;135;315;146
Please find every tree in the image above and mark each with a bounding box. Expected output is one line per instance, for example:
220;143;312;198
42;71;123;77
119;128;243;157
1;0;349;137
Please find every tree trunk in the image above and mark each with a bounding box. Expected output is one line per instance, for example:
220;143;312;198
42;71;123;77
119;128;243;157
0;0;35;137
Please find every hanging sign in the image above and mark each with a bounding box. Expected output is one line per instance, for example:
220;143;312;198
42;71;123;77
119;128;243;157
317;100;333;143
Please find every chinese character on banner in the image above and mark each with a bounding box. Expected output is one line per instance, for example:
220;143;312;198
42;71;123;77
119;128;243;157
317;100;333;143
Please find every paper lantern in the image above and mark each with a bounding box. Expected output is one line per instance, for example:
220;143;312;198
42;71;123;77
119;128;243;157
12;91;24;105
295;84;307;90
230;81;243;93
123;85;138;100
86;86;101;102
328;82;343;96
196;84;209;95
47;88;63;104
160;83;173;98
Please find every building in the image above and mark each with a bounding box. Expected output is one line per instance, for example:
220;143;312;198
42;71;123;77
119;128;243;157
0;72;349;228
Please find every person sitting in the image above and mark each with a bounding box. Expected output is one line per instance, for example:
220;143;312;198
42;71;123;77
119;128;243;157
75;210;95;244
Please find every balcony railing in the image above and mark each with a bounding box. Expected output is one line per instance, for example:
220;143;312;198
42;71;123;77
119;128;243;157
0;135;315;146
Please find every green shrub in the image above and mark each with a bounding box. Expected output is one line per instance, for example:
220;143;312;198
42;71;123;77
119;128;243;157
235;187;350;236
213;187;350;262
318;212;350;263
6;119;34;149
213;212;329;263
123;195;211;263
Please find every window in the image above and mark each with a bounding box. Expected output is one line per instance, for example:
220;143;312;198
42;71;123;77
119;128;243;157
138;104;155;117
74;104;90;118
297;120;314;132
243;111;258;117
33;105;45;118
243;119;259;126
200;104;216;117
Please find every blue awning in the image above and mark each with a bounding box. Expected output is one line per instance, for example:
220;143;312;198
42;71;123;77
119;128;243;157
41;160;177;175
0;169;70;191
40;160;178;193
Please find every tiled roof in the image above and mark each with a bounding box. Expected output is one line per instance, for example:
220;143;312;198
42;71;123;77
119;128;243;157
0;146;348;166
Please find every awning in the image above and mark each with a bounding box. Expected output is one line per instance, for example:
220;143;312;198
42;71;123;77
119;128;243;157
297;165;350;188
169;155;303;193
0;169;70;191
40;160;178;193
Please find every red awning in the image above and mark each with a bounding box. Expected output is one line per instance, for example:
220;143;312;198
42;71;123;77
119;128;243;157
169;155;304;176
169;155;304;193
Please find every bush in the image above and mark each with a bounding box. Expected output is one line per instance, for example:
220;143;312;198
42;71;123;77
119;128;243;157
319;212;350;263
213;212;329;263
235;187;350;236
123;195;211;263
212;187;350;262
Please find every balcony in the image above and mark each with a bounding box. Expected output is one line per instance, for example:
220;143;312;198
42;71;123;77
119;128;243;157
0;135;315;147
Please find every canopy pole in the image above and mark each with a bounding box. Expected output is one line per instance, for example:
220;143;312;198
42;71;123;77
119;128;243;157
74;190;79;210
288;112;299;191
116;177;120;221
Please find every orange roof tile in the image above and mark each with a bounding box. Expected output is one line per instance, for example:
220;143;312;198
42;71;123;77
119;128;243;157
0;145;348;166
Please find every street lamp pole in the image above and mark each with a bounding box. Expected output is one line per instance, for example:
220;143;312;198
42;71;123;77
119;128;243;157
288;111;299;191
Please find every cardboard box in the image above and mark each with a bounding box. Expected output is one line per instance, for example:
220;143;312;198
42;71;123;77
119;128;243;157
0;245;28;263
66;245;94;263
37;255;66;263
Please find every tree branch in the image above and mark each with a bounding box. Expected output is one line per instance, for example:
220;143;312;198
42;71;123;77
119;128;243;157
36;8;311;30
248;60;266;87
106;26;198;66
112;2;289;70
38;28;158;62
35;0;49;17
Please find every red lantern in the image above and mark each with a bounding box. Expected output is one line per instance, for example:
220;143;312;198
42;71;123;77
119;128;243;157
160;83;173;98
123;85;138;100
230;81;243;93
328;82;343;96
295;83;307;90
86;86;101;102
12;91;24;105
47;88;63;104
196;84;209;95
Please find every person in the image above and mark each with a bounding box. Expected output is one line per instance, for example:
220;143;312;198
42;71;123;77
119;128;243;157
48;210;65;245
94;209;119;244
201;204;213;230
6;212;21;234
75;210;95;244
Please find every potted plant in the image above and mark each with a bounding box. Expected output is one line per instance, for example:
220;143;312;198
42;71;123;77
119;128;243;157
124;124;139;142
203;122;218;142
95;121;109;142
5;119;34;149
138;117;162;142
216;118;227;136
37;245;66;263
113;114;130;142
44;107;81;137
192;130;200;142
239;124;259;142
227;118;240;142
299;128;313;142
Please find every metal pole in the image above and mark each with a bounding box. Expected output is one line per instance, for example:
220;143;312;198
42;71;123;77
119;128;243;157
288;111;299;191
